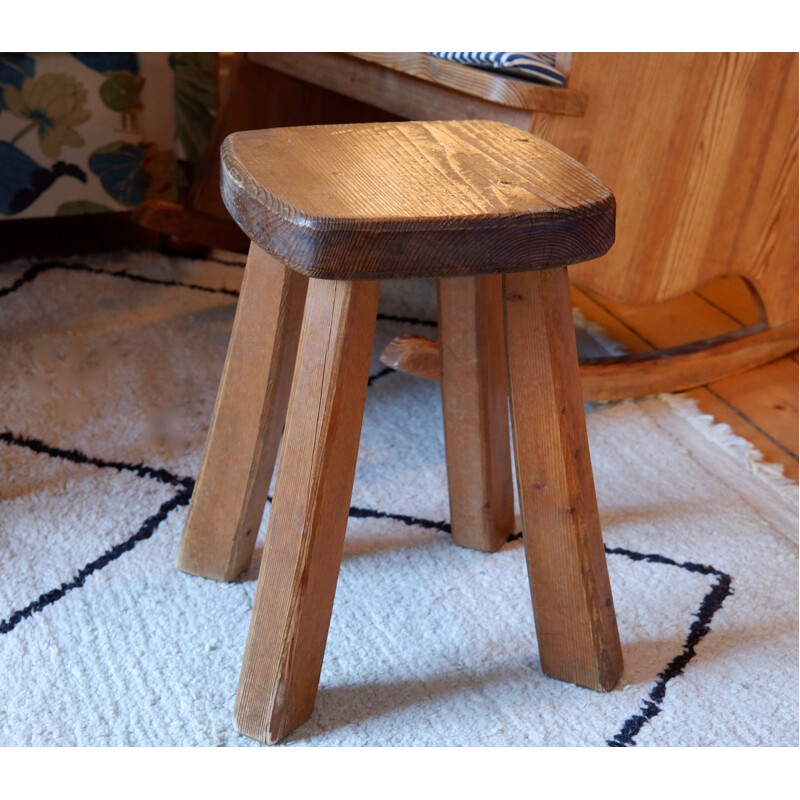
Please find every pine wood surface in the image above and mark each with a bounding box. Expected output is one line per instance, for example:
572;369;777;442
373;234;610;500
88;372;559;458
220;119;615;280
694;274;761;325
535;52;799;325
504;267;623;691
698;358;797;459
178;245;308;581
234;278;381;744
437;275;515;552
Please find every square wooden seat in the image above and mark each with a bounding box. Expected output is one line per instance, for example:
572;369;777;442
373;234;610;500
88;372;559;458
219;119;615;279
178;119;623;744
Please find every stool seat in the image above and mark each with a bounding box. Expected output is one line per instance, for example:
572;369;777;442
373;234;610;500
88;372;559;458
221;119;615;280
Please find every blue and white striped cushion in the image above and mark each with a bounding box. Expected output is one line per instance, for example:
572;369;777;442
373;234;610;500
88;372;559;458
427;52;567;86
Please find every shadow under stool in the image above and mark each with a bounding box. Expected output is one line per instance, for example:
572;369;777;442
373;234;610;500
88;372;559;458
177;119;624;744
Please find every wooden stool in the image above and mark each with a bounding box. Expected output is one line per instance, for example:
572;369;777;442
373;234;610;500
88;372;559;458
178;119;624;744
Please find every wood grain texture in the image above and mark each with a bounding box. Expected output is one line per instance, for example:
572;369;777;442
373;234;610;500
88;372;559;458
377;321;798;401
534;53;798;326
437;276;514;552
178;244;308;581
248;52;536;130
221;119;615;280
503;267;623;691
350;52;587;116
234;278;380;744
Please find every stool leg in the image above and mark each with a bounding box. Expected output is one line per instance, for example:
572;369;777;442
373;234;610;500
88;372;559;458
437;275;515;552
503;267;623;692
234;277;381;744
178;244;308;581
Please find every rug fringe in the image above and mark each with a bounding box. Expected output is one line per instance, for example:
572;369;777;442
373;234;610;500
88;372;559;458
658;392;799;507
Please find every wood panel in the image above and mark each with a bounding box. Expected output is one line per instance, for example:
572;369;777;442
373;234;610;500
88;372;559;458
533;53;799;326
580;284;752;348
694;275;762;326
568;285;652;355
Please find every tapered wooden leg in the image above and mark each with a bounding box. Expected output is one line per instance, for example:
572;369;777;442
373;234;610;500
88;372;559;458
503;267;623;692
234;278;381;744
178;243;308;581
437;276;515;552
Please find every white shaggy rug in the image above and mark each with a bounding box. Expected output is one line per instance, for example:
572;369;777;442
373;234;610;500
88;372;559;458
0;251;797;747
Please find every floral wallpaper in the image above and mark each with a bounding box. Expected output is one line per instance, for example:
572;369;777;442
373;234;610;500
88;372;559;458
0;52;217;219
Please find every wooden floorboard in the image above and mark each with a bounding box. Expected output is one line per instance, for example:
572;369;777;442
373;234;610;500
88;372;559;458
708;358;798;459
580;286;742;348
685;387;798;482
694;275;761;326
572;279;798;484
